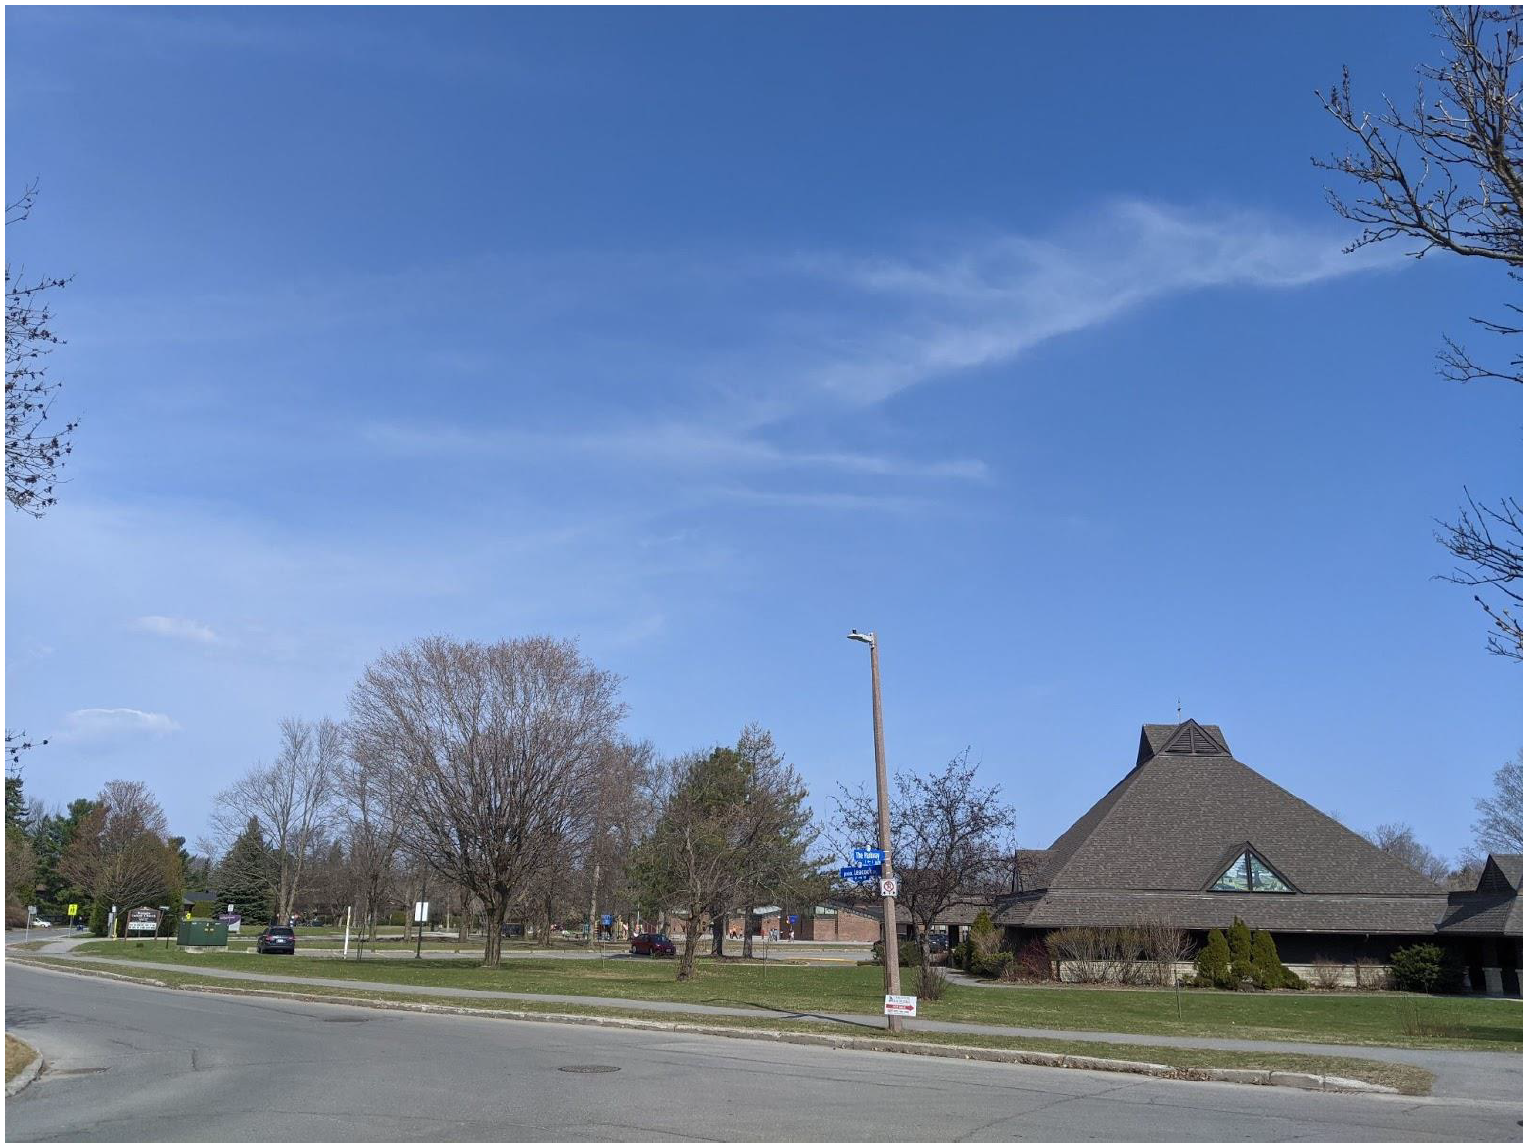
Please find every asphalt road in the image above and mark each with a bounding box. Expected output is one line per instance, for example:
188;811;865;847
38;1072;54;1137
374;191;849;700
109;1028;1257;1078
6;964;1521;1142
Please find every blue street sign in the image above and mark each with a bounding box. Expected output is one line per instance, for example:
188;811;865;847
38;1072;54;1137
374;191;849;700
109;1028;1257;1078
788;915;798;924
601;914;612;927
853;848;886;865
839;863;882;880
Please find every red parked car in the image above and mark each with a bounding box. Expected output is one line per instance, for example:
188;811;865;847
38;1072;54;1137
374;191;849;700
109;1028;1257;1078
629;932;676;957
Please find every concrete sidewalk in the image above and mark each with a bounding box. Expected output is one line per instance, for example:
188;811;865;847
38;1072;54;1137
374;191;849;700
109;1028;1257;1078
16;947;1521;1103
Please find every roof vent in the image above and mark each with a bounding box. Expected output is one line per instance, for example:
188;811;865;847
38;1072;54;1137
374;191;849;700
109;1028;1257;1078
1161;720;1227;755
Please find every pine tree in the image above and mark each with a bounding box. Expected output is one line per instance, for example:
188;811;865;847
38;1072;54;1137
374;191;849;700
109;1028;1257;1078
215;817;277;924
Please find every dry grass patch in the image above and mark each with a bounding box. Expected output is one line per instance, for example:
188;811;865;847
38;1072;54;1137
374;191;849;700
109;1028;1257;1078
5;1034;38;1083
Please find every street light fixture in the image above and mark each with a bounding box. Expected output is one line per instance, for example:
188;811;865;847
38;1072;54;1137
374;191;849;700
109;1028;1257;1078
846;628;904;1034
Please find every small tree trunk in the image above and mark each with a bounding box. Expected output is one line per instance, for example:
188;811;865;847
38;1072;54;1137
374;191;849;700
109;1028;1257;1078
540;895;555;947
588;858;600;948
483;897;507;967
677;907;703;981
710;911;726;958
742;904;755;959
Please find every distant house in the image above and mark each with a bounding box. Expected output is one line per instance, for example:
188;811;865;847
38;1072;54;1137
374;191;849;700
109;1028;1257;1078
979;719;1520;993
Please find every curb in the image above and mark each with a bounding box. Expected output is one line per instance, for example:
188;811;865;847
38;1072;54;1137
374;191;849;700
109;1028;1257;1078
7;958;1398;1095
5;1043;43;1098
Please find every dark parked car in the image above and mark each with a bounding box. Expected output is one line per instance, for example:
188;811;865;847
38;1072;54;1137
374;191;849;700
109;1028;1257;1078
629;932;676;957
257;926;296;954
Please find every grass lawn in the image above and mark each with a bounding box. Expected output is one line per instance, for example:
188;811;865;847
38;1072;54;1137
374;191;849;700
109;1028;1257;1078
5;1034;38;1083
65;941;1520;1052
14;957;1433;1094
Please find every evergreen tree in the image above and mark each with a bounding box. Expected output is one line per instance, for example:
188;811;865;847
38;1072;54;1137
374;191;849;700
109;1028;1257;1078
1195;928;1232;988
215;817;277;924
31;799;97;912
1226;916;1254;982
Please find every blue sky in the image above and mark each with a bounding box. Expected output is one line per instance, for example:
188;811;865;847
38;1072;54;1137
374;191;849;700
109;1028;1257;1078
5;6;1518;863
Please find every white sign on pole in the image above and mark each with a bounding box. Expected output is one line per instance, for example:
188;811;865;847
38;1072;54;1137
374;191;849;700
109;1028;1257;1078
879;877;899;898
413;901;430;924
26;905;36;916
884;994;918;1018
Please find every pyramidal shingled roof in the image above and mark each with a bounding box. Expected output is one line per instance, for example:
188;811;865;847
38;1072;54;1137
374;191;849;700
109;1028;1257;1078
1037;720;1444;897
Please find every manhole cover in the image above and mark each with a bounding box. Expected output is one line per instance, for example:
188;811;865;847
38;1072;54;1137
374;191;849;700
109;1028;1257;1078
558;1065;620;1074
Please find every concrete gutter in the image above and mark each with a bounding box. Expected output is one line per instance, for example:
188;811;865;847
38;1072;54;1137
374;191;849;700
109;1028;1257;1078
7;958;1397;1095
5;1040;43;1097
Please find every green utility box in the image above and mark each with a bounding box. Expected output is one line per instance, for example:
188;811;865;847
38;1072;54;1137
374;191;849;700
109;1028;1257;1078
176;919;229;948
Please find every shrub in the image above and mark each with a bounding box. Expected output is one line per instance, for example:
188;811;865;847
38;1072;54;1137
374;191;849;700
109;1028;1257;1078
1390;943;1466;994
1137;919;1194;985
965;910;1006;977
1195;929;1232;988
916;961;946;1000
1397;998;1465;1037
1249;929;1303;990
1011;936;1053;982
88;899;108;937
870;938;919;968
1310;958;1345;990
1226;917;1254;983
1354;956;1391;990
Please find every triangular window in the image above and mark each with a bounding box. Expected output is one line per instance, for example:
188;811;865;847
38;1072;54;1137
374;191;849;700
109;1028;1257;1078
1211;849;1294;893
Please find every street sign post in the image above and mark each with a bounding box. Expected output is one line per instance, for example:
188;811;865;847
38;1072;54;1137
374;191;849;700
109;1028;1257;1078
414;881;430;960
884;994;918;1018
66;903;78;918
853;848;886;865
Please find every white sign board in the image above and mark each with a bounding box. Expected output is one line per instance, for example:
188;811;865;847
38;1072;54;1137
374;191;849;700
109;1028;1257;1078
879;877;899;898
884;993;918;1018
413;901;430;924
26;905;36;916
126;907;161;934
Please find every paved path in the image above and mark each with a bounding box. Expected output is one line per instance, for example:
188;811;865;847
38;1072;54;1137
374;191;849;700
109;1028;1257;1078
17;947;1521;1103
7;964;1521;1142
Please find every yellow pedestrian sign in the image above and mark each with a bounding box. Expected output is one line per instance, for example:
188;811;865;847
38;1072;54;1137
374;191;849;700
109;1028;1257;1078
66;903;78;917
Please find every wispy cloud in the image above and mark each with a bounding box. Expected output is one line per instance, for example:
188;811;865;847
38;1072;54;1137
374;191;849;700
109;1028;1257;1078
60;708;181;743
131;615;219;644
708;487;932;513
357;199;1399;502
788;200;1404;406
361;421;989;482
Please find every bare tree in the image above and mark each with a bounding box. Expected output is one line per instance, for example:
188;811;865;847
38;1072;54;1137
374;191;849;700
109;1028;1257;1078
835;748;1016;995
583;737;655;948
1316;6;1523;658
60;780;178;932
213;717;342;923
6;183;77;518
337;733;412;939
348;635;624;967
1435;490;1523;659
1472;751;1525;853
1362;821;1452;884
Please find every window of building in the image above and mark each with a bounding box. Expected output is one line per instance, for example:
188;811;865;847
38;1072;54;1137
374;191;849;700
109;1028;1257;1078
1211;849;1294;893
